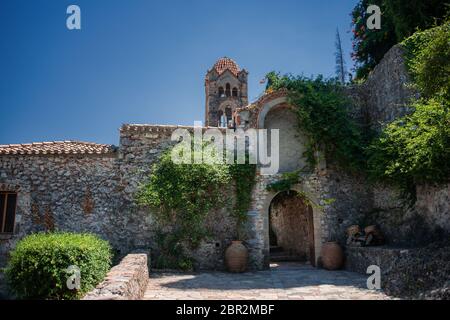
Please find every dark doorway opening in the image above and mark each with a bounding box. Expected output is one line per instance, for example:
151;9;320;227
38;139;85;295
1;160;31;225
269;191;315;265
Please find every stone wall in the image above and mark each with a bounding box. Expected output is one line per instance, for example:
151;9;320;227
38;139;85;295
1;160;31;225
345;246;411;275
349;44;416;132
415;183;450;233
347;43;449;246
118;124;238;270
246;168;372;270
362;182;450;247
83;253;149;300
0;125;239;271
0;153;123;261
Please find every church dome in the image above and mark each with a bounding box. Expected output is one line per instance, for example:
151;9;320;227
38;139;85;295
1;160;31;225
213;57;240;76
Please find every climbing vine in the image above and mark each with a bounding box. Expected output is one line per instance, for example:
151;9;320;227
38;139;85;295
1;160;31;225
229;162;257;224
266;21;450;204
266;171;335;209
266;171;301;194
137;145;256;269
401;22;450;99
266;72;367;171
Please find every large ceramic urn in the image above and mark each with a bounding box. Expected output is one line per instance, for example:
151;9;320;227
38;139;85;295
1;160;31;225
321;241;344;270
225;240;248;273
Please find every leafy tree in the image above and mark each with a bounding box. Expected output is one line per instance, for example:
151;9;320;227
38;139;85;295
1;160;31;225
367;23;450;201
367;98;450;201
266;72;366;171
351;0;397;80
351;0;448;80
385;0;449;40
402;22;450;99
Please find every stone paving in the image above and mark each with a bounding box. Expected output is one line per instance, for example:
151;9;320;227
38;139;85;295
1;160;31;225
144;262;390;300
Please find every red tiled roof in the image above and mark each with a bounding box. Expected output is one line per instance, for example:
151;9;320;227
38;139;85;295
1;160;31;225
0;141;116;155
213;57;240;76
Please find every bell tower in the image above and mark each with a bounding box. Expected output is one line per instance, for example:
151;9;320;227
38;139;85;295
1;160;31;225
205;57;248;127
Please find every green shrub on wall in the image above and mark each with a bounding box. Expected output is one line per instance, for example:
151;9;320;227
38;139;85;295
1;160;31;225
137;149;231;244
137;146;256;270
6;232;112;300
367;23;450;201
367;98;450;201
402;22;450;99
265;72;367;171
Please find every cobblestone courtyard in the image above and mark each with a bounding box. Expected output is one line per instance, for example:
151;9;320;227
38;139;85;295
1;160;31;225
144;263;390;300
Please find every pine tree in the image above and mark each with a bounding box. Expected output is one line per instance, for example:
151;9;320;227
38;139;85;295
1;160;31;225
335;28;347;84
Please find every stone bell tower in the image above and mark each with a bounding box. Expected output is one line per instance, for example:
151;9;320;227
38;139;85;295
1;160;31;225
205;57;248;127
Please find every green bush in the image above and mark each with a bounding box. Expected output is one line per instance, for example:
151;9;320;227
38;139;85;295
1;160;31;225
266;73;367;171
402;22;450;99
366;24;450;202
350;0;448;80
137;144;256;269
367;98;450;201
5;232;112;300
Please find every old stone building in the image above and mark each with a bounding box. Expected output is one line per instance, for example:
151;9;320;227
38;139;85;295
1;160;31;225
0;54;449;271
204;57;248;127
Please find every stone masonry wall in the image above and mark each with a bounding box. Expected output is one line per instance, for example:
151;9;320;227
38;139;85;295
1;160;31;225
83;253;149;300
1;44;448;273
0;125;239;271
118;124;238;270
0;153;122;263
348;44;449;246
247;168;372;270
350;44;417;132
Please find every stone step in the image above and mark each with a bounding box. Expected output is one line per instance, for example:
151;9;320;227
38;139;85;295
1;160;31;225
270;254;305;262
270;246;284;253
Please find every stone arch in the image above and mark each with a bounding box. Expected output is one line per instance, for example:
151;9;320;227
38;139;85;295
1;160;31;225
256;95;326;172
259;102;309;173
218;86;224;97
260;183;323;268
225;83;231;97
218;100;239;127
257;96;288;129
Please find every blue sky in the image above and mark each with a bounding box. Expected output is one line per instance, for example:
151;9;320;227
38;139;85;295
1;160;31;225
0;0;358;145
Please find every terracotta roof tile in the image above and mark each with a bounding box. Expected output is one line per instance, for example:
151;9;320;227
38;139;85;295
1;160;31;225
213;57;241;76
0;141;116;156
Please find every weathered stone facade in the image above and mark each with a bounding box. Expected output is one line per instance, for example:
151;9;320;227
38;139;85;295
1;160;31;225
348;44;417;132
345;246;410;275
0;153;121;264
0;53;448;273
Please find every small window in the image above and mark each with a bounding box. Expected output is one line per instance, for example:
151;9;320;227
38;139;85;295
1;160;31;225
217;110;225;127
218;87;224;97
0;192;17;234
232;87;238;97
225;83;231;97
225;107;233;125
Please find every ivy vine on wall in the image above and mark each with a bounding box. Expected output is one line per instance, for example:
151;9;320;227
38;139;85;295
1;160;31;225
265;72;367;172
136;145;256;270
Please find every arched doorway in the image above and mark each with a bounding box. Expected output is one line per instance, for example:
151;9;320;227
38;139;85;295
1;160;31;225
268;190;315;265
